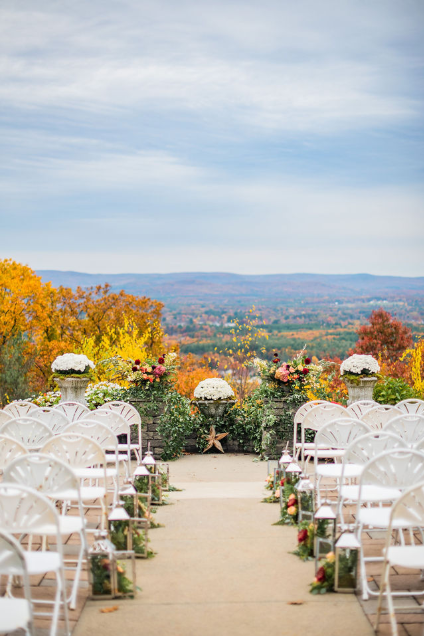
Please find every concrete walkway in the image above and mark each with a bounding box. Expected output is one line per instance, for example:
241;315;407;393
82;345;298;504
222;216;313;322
74;454;373;636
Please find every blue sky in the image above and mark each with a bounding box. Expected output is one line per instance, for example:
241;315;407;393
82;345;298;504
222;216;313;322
1;0;423;275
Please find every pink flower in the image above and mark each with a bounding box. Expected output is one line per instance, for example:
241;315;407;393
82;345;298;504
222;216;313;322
153;365;166;377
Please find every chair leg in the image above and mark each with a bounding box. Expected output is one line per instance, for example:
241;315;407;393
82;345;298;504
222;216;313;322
375;559;389;631
385;572;398;636
68;535;85;610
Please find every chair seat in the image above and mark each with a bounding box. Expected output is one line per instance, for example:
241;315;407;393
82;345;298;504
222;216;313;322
58;515;85;535
340;484;401;503
25;551;61;575
305;449;345;459
316;463;362;479
387;545;424;569
80;486;106;501
74;467;116;479
117;443;140;450
0;598;31;631
106;454;129;463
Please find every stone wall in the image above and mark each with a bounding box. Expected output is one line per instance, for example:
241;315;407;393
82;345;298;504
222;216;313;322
261;398;297;459
129;399;166;458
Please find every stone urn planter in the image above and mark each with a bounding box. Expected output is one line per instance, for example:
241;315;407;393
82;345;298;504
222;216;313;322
343;377;378;405
193;400;236;452
55;376;90;406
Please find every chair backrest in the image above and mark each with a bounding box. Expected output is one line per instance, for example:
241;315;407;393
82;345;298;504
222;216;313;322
0;410;13;426
361;405;403;430
30;407;70;434
302;403;349;432
343;431;408;467
4;453;82;501
3;401;39;418
0;529;30;577
81;409;130;436
98;400;141;427
64;420;118;451
41;433;106;468
0;418;53;450
0;483;60;536
53;401;90;422
383;414;424;446
314;418;371;451
359;448;424;492
389;480;424;528
293;400;329;424
396;399;424;415
0;435;28;472
346;400;377;419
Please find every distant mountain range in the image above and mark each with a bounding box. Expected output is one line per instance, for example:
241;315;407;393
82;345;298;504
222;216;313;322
37;271;424;306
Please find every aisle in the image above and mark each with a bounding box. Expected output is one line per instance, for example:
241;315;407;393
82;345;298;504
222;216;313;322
74;455;373;636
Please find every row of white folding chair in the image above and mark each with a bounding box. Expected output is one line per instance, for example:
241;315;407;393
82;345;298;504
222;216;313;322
0;435;29;477
99;401;143;463
360;404;403;429
0;483;70;636
352;448;424;601
0;530;34;636
0;418;54;451
375;480;424;635
296;402;349;466
3;453;88;610
79;410;133;477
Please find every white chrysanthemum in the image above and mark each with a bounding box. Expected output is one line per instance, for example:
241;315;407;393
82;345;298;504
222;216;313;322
340;354;380;376
52;353;95;373
253;357;268;372
194;378;235;400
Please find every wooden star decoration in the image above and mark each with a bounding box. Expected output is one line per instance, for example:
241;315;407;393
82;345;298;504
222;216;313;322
203;426;229;453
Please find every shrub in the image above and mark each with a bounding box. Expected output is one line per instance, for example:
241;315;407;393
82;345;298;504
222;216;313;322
373;376;420;405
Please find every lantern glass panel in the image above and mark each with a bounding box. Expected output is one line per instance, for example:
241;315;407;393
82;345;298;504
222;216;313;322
335;534;360;593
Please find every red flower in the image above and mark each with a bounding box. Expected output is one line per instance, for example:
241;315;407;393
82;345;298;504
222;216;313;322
305;357;311;364
302;368;309;375
273;358;280;364
273;352;278;356
149;377;154;383
158;357;165;364
297;529;308;544
132;366;138;372
315;566;326;583
134;359;141;365
280;478;285;486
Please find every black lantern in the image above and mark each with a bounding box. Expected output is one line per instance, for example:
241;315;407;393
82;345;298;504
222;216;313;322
335;532;360;593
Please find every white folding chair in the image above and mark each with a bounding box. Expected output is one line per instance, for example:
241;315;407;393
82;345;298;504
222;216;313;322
375;481;424;636
0;483;70;636
0;418;53;451
292;400;329;461
396;398;424;415
53;401;90;422
30;407;70;434
42;433;109;528
346;400;377;419
0;410;13;426
64;421;121;502
355;449;424;599
337;432;408;530
361;405;403;430
99;401;143;463
81;410;132;477
0;530;34;636
4;453;88;610
3;401;39;418
313;419;371;505
0;435;28;478
301;403;351;470
383;414;424;446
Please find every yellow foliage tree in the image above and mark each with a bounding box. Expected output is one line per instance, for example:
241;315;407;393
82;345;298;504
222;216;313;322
401;339;424;395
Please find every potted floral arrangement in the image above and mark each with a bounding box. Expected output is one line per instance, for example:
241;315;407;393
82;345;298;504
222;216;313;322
52;353;95;406
340;354;380;404
111;352;178;399
253;351;321;396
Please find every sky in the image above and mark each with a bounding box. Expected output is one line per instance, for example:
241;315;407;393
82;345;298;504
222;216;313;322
1;0;423;276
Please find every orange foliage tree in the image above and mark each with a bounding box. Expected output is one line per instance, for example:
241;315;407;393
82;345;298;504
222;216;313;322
174;353;220;399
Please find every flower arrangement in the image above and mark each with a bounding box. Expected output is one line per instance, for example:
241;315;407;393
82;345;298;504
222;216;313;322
279;474;300;525
126;352;177;387
292;521;315;561
31;391;61;407
310;552;335;594
193;378;235;401
52;353;95;376
253;350;321;396
85;381;123;409
262;473;281;503
340;354;380;377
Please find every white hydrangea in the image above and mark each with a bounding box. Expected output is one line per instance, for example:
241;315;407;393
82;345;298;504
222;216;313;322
164;352;178;364
340;354;380;376
253;357;268;372
52;353;95;374
194;378;235;400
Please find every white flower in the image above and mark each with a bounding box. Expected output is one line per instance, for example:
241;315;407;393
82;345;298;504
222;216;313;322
340;354;380;376
194;378;235;400
52;353;95;373
253;357;268;372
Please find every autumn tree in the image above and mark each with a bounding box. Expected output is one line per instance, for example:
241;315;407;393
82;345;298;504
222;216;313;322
352;308;413;363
